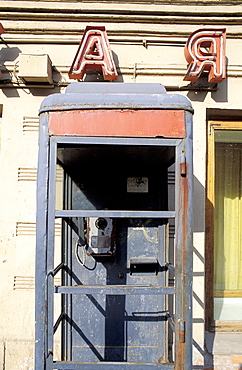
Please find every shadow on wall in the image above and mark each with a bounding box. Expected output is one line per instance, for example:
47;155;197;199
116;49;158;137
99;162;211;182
192;176;215;369
0;43;62;97
186;68;228;104
0;45;22;97
83;51;124;82
193;175;205;233
192;338;213;369
194;174;242;369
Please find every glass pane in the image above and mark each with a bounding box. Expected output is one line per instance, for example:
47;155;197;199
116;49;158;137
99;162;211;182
214;298;242;320
214;130;242;320
215;130;242;143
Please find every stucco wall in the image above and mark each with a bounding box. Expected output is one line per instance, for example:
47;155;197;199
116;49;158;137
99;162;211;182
0;1;242;369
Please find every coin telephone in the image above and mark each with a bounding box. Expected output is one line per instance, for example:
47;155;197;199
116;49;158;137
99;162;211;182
85;217;116;256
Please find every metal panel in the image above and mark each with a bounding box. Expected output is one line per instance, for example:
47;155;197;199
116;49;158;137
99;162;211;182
46;138;58;370
53;136;181;147
55;286;175;295
35;112;49;370
174;112;193;370
56;210;175;218
65;82;167;94
53;361;175;369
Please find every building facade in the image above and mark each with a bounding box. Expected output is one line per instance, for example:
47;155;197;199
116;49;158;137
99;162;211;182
0;1;242;369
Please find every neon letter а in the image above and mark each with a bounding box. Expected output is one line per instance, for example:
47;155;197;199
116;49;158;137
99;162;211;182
69;26;118;81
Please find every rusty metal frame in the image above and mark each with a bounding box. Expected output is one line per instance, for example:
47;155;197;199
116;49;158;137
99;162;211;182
36;83;193;370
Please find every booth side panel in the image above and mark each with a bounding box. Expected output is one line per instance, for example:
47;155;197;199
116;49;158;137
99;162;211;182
175;111;193;370
35;112;50;370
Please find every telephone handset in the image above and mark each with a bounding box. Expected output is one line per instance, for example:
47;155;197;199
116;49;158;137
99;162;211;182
86;217;116;256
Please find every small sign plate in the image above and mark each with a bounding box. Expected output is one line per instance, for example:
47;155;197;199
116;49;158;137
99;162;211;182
127;177;148;193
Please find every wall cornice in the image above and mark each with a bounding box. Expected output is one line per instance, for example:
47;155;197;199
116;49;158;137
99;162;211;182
1;6;242;22
1;1;242;24
1;2;242;39
2;0;242;5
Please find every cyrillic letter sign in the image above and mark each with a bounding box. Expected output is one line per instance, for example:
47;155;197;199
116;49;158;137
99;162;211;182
69;26;118;81
184;29;226;83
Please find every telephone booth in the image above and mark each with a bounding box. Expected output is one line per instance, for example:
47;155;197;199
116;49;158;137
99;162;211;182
35;83;193;370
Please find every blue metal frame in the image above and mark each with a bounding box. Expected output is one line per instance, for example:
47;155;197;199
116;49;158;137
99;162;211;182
36;83;193;370
52;363;175;369
35;112;49;369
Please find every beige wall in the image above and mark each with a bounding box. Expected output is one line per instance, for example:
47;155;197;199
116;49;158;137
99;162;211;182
0;1;242;369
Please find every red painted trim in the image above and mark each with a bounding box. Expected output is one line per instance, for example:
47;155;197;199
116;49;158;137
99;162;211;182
49;109;185;138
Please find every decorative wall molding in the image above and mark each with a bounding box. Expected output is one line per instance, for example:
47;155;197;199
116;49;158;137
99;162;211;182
3;26;242;40
3;12;242;25
1;34;188;45
1;0;241;5
16;222;36;236
1;1;242;40
23;116;39;132
18;167;37;181
14;275;61;290
16;221;61;236
1;1;242;19
17;167;62;181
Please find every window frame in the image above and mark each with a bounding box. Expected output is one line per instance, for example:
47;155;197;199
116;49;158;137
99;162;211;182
206;120;242;332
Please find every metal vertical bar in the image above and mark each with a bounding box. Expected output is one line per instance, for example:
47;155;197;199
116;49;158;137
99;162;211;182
175;140;186;370
61;215;67;360
158;224;167;362
35;112;50;370
61;171;68;360
61;173;73;361
66;175;73;361
174;142;183;370
182;111;193;370
174;112;193;370
46;137;58;370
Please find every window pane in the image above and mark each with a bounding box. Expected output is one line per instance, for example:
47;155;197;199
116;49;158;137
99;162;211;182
214;298;242;320
214;131;242;320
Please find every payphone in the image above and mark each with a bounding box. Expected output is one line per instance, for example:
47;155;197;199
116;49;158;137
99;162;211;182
35;83;193;370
